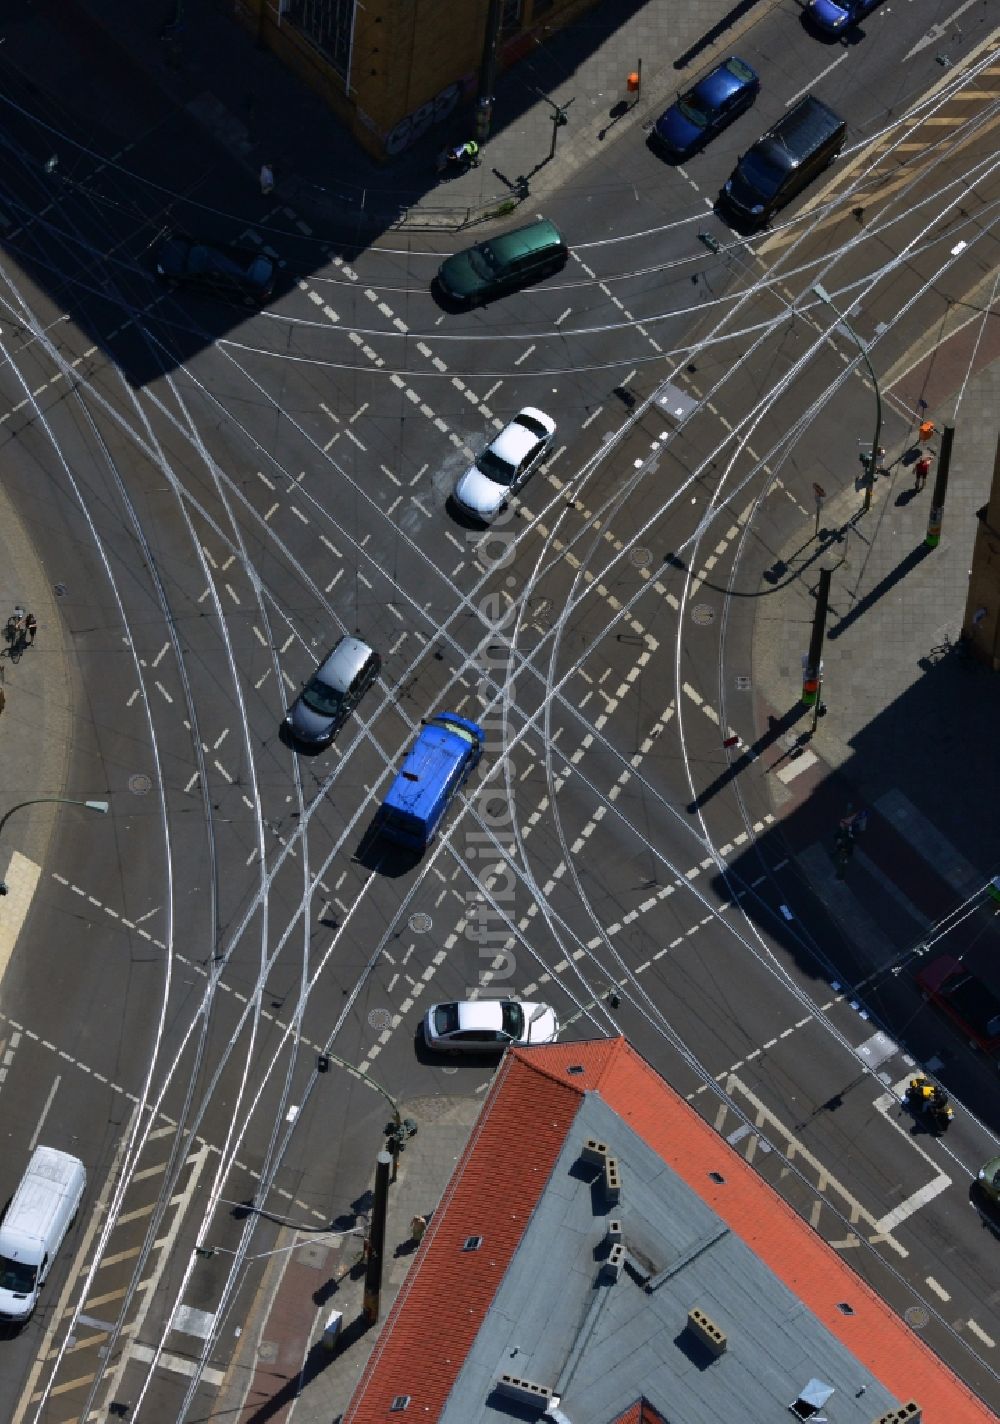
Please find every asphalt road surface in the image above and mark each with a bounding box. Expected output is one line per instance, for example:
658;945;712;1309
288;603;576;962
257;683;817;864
0;2;998;1420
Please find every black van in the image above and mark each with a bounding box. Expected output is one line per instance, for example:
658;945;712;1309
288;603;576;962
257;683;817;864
720;95;846;225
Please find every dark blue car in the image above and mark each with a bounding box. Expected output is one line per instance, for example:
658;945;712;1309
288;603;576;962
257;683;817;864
806;0;880;35
652;57;759;161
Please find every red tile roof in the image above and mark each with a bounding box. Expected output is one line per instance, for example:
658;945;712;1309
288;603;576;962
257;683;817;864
345;1038;994;1424
343;1049;584;1424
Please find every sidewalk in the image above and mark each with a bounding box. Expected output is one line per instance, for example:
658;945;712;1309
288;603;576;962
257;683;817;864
0;472;76;948
43;0;782;235
751;334;1000;984
216;1094;481;1424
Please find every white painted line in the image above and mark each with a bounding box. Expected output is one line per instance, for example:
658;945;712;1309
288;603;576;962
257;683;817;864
875;1174;951;1234
785;51;848;108
775;748;819;784
29;1075;61;1151
129;1342;225;1387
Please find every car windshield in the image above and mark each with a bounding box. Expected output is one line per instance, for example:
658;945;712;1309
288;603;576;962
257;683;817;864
500;1002;525;1038
517;413;549;439
433;1004;460;1035
301;677;345;717
677;94;710;128
477;447;517;485
738;148;784;197
0;1255;36;1293
469;245;497;277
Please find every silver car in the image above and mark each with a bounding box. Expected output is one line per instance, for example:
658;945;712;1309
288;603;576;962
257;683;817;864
284;635;380;745
422;999;559;1053
452;408;556;522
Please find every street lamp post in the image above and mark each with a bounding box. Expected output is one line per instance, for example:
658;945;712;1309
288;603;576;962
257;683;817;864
316;1049;416;1182
812;282;882;513
0;798;109;893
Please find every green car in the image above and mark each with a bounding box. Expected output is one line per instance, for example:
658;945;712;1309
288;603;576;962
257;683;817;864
436;218;568;305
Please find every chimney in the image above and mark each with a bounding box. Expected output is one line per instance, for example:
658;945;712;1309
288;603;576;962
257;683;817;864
687;1307;727;1357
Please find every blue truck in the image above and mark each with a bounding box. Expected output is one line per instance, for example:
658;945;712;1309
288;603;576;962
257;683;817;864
377;713;485;849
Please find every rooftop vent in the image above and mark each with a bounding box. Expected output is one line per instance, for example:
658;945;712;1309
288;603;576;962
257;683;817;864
497;1374;555;1411
389;1397;411;1413
567;1064;585;1075
604;1156;621;1204
789;1380;835;1418
687;1307;727;1358
601;1243;625;1282
869;1406;921;1424
462;1235;483;1252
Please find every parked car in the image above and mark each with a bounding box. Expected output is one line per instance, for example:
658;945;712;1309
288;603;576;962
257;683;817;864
719;93;846;225
651;57;759;161
422;999;558;1053
806;0;881;36
978;1156;1000;1207
156;234;275;305
452;407;556;521
915;954;1000;1054
436;219;568;306
284;636;380;745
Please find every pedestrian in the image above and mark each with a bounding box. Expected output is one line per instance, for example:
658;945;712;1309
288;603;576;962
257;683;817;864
6;606;24;647
914;452;932;492
259;162;275;198
0;686;5;717
24;612;36;646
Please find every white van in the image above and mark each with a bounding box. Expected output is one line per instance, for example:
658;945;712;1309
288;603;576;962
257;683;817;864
0;1146;86;1320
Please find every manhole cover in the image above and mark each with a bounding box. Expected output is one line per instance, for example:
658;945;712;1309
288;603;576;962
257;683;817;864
129;773;152;795
630;547;653;568
54;583;68;598
440;1065;458;1075
904;1306;929;1330
409;912;432;933
691;604;716;626
368;1008;392;1031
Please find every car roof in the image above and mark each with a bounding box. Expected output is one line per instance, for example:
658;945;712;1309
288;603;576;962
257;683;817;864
315;635;374;691
694;57;755;105
482;219;564;265
454;1000;507;1031
488;414;543;468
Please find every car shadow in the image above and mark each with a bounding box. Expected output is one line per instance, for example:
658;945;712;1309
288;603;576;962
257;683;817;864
446;494;490;530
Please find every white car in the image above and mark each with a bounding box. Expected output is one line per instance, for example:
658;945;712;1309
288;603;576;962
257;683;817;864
452;408;556;521
422;999;559;1053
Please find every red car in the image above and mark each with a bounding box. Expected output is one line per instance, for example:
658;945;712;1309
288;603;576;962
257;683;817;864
916;955;1000;1053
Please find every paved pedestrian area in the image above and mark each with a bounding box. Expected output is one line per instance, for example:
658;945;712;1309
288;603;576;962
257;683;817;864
48;0;783;233
215;1094;481;1424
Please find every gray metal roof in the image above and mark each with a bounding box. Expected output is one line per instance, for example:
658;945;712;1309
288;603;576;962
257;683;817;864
438;1093;898;1424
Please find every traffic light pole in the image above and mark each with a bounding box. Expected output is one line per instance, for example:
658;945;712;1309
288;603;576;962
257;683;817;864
362;1151;393;1326
925;424;954;548
801;567;832;707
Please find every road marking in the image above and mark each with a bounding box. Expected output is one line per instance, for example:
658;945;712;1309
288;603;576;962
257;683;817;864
785;51;848;108
129;1342;226;1387
775;749;819;784
0;851;41;988
29;1074;61;1150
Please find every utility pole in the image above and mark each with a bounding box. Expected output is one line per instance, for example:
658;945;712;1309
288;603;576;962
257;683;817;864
801;566;832;707
362;1151;392;1326
925;424;955;549
476;0;503;142
534;90;574;161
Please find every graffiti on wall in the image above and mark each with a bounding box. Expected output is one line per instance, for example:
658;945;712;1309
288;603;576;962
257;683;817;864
384;80;469;155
